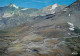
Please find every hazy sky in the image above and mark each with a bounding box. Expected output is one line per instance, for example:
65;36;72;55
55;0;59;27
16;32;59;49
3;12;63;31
0;0;76;9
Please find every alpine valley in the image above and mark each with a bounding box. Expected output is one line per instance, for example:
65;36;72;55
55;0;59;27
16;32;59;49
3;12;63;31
0;0;80;56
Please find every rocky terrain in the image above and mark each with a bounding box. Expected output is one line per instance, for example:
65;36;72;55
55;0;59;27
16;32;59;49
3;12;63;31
0;21;80;56
0;0;80;56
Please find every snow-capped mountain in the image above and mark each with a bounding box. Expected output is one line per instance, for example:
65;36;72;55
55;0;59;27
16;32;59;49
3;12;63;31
0;3;66;29
8;3;19;9
50;3;59;10
30;3;66;16
0;3;40;29
42;3;66;14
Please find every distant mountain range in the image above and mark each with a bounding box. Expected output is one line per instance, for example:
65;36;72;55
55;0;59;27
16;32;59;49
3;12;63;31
0;0;80;30
0;3;66;29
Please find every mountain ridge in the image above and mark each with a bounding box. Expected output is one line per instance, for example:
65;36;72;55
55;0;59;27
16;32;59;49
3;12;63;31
0;3;66;30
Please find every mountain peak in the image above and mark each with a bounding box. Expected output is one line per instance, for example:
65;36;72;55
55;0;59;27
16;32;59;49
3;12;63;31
8;3;19;9
9;3;14;6
53;3;59;6
50;3;59;10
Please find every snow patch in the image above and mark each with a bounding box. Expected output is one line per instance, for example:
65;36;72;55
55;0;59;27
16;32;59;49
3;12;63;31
68;33;71;35
67;22;75;31
69;14;71;16
64;9;67;11
50;3;59;10
21;8;28;10
72;52;78;55
12;4;19;9
64;8;68;11
9;4;19;9
69;27;75;31
67;22;74;27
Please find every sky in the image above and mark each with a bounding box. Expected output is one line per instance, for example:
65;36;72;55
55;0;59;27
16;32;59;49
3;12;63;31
0;0;76;9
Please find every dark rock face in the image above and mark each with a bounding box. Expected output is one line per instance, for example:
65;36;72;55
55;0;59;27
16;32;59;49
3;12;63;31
65;0;80;28
67;0;80;11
